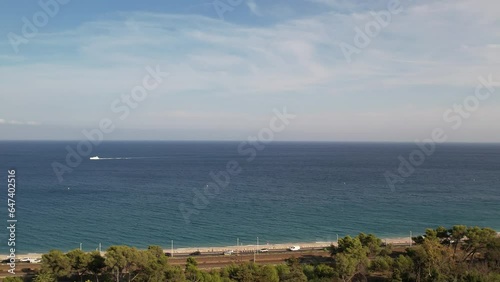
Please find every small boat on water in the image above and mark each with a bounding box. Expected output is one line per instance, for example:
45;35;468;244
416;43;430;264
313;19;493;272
90;156;100;160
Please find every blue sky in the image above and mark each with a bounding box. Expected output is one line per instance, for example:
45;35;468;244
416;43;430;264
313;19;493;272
0;0;499;141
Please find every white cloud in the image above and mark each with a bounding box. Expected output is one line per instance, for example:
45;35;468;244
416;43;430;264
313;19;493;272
0;119;40;126
0;0;499;141
306;0;391;12
246;0;262;16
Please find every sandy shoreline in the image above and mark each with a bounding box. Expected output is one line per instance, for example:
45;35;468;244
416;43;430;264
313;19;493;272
173;236;414;254
2;237;414;259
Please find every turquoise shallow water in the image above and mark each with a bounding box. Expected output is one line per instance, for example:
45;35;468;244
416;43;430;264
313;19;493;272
0;141;499;253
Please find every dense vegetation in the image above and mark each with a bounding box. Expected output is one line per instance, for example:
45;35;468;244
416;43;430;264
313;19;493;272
6;225;500;282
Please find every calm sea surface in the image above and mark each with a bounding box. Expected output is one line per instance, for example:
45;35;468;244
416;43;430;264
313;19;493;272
0;141;499;253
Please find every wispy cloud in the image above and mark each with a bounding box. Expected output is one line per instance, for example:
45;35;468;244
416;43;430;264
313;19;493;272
306;0;391;13
246;0;263;16
0;0;499;141
0;119;41;126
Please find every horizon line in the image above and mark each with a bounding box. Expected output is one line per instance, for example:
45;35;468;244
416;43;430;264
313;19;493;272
1;139;500;145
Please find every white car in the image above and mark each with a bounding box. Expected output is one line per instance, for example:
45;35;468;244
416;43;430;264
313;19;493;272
223;250;234;256
288;246;301;251
29;258;41;263
20;257;40;263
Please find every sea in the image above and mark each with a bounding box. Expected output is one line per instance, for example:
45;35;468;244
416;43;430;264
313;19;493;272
0;141;499;254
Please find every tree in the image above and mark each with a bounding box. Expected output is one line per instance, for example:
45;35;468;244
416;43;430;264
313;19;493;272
392;255;413;282
3;277;23;282
200;270;223;282
357;233;382;257
332;235;370;282
276;264;291;281
302;264;315;281
407;239;453;282
314;264;335;280
225;263;258;282
221;262;279;282
66;249;91;281
370;255;393;273
33;273;57;282
105;246;141;282
335;253;358;281
435;226;449;241
462;227;497;263
281;257;307;282
485;237;500;270
186;257;198;267
449;225;467;258
135;246;169;281
87;251;106;282
41;249;71;279
258;265;279;282
424;229;438;242
165;265;186;282
333;236;366;257
185;257;203;282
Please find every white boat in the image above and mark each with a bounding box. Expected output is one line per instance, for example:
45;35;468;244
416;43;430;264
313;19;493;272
90;156;100;160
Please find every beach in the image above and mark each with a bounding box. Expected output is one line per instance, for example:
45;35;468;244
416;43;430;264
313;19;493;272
173;237;413;254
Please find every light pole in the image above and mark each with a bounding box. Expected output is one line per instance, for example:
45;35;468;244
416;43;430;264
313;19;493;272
171;240;174;258
79;243;82;251
256;237;259;262
410;231;412;247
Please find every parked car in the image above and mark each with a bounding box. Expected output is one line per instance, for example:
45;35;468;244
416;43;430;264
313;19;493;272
223;250;234;256
29;258;41;263
164;252;172;257
20;257;32;262
189;251;201;256
288;246;301;251
258;248;269;253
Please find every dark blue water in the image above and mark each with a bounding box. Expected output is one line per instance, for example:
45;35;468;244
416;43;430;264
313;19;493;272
0;141;499;253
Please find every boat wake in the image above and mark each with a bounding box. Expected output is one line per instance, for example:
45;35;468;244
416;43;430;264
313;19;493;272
90;156;165;160
95;157;132;160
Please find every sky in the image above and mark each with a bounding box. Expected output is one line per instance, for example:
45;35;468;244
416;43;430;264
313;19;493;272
0;0;499;142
